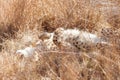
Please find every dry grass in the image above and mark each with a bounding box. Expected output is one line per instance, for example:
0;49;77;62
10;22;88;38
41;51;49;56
0;0;120;80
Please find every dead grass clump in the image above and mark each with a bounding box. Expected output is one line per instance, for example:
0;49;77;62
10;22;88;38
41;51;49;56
1;0;117;33
29;50;120;80
0;0;120;80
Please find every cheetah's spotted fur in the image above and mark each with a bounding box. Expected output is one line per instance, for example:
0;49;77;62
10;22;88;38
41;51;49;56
53;28;110;52
17;27;120;57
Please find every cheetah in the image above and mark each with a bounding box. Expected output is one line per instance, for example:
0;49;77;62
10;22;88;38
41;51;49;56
53;27;110;52
16;28;114;57
100;28;120;44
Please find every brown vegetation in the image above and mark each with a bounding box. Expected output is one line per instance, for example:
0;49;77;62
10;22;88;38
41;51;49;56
0;0;120;80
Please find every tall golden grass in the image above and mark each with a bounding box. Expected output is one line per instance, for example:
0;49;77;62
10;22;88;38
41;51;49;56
0;0;120;80
1;0;119;31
